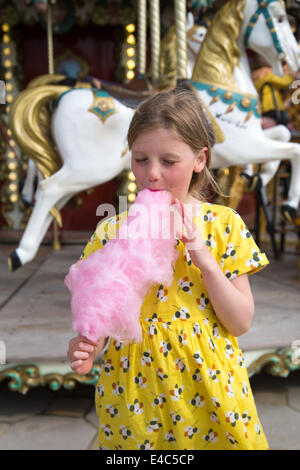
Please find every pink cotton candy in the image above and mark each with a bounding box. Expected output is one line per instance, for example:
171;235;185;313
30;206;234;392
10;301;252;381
64;189;179;343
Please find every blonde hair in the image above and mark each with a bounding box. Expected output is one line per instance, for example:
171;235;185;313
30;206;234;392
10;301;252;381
127;87;220;200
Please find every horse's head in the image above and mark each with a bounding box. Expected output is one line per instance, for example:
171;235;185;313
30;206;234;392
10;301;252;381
186;12;207;78
187;12;207;53
242;0;300;75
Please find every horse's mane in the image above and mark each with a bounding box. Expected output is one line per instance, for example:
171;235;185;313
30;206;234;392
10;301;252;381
159;25;177;89
192;0;246;90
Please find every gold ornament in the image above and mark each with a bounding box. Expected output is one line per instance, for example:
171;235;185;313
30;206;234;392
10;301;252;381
225;102;236;113
88;94;117;124
209;95;220;106
241;96;251;108
244;109;253;122
224;91;233;100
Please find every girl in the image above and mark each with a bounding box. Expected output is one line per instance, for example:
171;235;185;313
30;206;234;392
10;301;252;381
67;88;269;450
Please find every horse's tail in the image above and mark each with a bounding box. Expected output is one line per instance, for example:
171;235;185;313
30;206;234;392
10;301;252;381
8;74;70;226
9;75;70;179
26;73;67;90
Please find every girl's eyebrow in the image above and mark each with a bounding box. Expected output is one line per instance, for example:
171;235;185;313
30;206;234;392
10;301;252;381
161;152;181;159
132;151;181;159
132;149;181;159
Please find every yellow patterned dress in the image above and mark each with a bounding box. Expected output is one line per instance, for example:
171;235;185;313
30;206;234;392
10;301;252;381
79;202;269;450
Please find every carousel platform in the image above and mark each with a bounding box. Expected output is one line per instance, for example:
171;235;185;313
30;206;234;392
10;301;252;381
0;236;299;394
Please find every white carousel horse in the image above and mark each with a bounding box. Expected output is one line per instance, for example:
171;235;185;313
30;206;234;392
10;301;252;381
20;158;42;208
190;0;300;215
8;20;207;270
8;0;300;270
186;13;207;78
16;14;206;220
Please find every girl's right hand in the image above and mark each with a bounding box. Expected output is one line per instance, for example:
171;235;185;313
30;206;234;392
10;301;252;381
67;335;105;375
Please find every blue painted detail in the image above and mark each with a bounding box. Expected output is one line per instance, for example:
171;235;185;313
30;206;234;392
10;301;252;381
244;0;284;55
56;87;94;106
191;81;261;118
91;90;115;119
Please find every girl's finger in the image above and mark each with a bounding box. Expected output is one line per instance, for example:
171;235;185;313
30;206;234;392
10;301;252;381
77;343;95;353
71;359;82;369
73;351;89;360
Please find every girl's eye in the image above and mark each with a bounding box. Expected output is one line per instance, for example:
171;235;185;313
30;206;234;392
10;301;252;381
135;159;147;163
163;160;176;165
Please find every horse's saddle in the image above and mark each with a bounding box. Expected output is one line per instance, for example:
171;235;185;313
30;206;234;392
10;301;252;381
57;76;154;109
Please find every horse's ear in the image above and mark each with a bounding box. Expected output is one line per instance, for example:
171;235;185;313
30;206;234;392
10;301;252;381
186;11;194;31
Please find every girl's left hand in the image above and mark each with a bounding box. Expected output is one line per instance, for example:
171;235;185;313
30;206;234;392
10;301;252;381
172;199;206;254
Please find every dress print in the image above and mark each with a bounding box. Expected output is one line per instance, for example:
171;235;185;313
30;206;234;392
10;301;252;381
79;202;269;450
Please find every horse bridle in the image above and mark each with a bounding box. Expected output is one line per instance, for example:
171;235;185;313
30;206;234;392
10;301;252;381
244;0;285;59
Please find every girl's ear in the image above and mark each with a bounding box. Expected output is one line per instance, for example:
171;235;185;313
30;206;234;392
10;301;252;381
194;147;208;173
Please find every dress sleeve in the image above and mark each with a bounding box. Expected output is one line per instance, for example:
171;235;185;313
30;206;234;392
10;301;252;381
78;227;106;261
78;211;128;261
217;208;269;280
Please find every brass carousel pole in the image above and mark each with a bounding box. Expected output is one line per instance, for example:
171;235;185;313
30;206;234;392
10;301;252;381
47;3;54;75
149;0;160;86
137;0;147;78
47;1;60;251
174;0;188;86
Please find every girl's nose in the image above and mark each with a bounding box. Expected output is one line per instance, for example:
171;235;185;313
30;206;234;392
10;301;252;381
148;163;160;181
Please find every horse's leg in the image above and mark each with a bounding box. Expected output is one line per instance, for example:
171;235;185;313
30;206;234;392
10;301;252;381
258;126;291;187
9;166;93;270
21;159;37;207
282;156;300;221
213;137;300;209
250;127;300;222
10;190;76;270
240;125;291;190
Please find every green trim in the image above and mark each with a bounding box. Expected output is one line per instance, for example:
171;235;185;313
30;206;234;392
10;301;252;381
1;347;299;394
0;363;102;395
190;81;261;118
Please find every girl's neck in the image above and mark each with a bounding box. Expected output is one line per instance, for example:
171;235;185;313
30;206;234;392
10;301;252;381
183;193;203;206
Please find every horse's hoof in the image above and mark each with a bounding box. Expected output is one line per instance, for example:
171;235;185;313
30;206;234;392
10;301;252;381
240;172;262;192
8;251;22;272
281;204;297;224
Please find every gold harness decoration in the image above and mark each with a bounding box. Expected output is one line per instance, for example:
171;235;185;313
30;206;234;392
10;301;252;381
88;90;117;124
188;82;226;144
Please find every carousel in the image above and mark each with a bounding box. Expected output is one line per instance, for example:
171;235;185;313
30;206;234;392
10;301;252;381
0;0;300;394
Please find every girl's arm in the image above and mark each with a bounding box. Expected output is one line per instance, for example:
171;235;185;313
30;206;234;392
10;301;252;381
174;200;254;337
190;250;254;337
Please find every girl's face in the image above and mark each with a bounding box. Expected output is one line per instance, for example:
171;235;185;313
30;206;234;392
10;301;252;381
131;127;207;203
